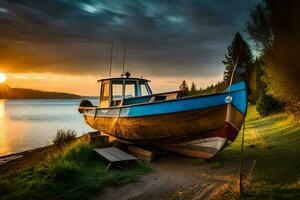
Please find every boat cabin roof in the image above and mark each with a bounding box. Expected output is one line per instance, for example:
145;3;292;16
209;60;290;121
97;77;150;83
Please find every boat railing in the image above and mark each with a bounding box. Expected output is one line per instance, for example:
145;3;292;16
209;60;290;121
122;90;182;105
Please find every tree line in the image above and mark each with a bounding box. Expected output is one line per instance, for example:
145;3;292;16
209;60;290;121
180;0;300;117
0;84;80;99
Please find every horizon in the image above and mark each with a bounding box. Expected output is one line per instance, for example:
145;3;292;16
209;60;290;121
0;0;259;96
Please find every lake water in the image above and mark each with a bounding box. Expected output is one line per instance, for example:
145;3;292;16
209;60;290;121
0;99;98;156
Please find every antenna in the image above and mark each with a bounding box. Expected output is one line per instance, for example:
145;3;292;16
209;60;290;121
109;38;114;78
122;24;127;76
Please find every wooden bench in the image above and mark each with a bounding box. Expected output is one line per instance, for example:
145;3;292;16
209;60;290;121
93;147;138;170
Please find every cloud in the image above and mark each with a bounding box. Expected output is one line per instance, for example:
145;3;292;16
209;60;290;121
0;0;259;78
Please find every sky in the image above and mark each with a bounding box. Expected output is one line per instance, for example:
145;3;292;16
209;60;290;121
0;0;260;96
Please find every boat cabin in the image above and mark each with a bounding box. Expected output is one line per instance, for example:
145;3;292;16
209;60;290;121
97;77;182;108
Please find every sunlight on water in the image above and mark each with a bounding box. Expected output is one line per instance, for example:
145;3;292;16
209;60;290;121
0;100;12;155
0;99;96;156
0;100;4;117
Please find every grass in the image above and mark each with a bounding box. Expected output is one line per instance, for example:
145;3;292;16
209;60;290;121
2;107;300;199
0;140;150;200
217;105;300;199
52;129;77;147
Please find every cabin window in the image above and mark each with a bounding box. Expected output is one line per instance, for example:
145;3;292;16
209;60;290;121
140;82;150;96
124;82;136;99
100;82;110;108
101;83;110;101
112;83;123;100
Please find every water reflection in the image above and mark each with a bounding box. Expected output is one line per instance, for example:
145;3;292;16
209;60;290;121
0;99;95;156
0;100;12;155
0;100;5;117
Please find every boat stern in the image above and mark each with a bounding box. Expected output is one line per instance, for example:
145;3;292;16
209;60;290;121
224;80;248;144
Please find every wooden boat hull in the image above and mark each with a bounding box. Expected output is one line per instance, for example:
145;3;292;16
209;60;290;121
80;81;247;159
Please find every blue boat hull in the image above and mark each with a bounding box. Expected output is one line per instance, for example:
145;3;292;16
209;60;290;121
80;81;247;159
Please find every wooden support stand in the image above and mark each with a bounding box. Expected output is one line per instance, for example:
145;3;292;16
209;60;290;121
89;132;109;148
126;145;168;162
127;146;154;162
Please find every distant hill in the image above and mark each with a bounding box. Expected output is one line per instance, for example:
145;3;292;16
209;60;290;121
0;84;81;99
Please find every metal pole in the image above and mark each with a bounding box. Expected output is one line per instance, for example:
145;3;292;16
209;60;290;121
109;38;113;78
240;121;246;194
122;24;127;76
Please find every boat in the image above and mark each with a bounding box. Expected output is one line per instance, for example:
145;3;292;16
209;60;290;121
78;68;247;159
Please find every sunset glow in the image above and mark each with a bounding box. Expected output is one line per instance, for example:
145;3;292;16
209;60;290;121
0;1;260;95
0;73;7;83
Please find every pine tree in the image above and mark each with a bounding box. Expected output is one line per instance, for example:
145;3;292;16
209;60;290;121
190;82;197;96
222;32;254;86
179;80;189;96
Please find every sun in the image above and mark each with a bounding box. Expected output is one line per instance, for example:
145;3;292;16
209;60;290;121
0;73;7;83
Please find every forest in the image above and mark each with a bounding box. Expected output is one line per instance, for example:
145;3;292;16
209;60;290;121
180;0;300;118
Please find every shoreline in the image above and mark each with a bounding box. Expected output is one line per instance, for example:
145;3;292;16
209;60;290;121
0;132;91;159
0;134;89;175
0;144;55;160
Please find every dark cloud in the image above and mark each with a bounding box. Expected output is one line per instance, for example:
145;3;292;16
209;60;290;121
0;0;259;77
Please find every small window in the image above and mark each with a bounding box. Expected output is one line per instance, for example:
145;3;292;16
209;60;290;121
101;83;110;101
112;83;123;100
140;83;149;96
125;82;136;98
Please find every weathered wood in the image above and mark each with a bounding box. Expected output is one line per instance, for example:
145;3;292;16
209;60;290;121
109;148;137;161
90;132;109;148
127;145;155;162
94;148;121;162
93;147;138;168
86;105;228;145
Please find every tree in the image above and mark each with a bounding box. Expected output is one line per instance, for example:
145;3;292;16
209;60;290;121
179;80;189;96
222;32;254;87
246;0;300;114
190;82;197;96
248;59;265;104
214;81;226;93
256;90;282;116
246;3;273;52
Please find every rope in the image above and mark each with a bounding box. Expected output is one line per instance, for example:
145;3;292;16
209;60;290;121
228;54;240;97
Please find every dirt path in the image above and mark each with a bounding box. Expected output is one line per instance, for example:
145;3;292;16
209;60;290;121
94;153;242;200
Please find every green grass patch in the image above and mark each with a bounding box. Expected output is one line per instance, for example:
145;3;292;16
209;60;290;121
0;141;150;200
52;129;77;147
219;105;300;199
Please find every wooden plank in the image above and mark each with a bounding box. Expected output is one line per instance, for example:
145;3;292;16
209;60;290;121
94;147;137;163
108;148;137;161
127;146;154;162
93;148;121;162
